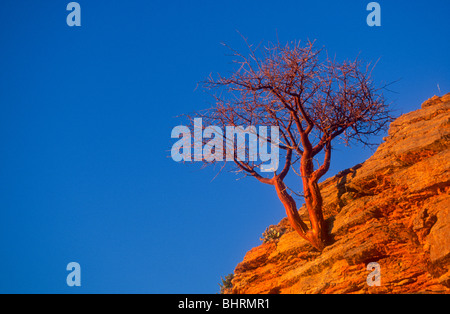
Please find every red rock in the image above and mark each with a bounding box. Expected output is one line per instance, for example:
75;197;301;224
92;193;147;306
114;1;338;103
228;94;450;294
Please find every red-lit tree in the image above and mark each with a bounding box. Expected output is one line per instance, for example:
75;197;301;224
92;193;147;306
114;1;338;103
185;40;392;250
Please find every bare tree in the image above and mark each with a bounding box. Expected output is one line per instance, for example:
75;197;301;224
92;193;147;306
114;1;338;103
182;40;392;251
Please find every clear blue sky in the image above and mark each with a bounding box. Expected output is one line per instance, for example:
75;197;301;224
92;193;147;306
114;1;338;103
0;0;449;293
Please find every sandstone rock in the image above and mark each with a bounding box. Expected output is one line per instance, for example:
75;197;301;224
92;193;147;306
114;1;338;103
427;197;450;263
348;93;450;194
391;149;450;193
438;271;450;287
229;94;450;294
330;196;379;236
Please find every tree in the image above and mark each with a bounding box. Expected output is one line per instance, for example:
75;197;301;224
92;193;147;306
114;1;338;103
183;40;392;251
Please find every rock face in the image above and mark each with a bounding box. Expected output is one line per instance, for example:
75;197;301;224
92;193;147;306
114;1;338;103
228;93;450;294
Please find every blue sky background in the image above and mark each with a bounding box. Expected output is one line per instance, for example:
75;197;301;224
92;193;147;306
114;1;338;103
0;0;449;293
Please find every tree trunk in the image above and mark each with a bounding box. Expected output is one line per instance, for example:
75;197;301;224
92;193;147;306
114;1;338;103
300;154;327;250
270;145;328;251
274;176;326;251
274;178;310;242
304;179;326;250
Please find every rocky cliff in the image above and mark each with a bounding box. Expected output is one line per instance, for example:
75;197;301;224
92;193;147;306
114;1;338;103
228;93;450;294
